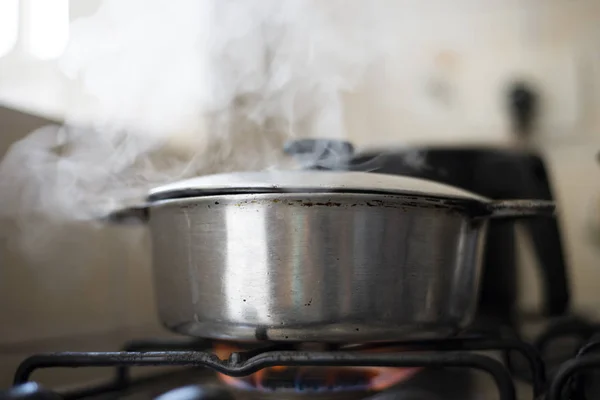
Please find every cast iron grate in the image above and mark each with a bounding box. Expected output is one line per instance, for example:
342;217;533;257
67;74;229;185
10;334;548;400
548;331;600;400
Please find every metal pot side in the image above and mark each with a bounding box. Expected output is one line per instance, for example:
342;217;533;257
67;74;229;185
149;192;487;343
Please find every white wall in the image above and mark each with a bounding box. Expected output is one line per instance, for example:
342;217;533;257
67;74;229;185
0;106;168;388
1;1;598;144
342;1;600;148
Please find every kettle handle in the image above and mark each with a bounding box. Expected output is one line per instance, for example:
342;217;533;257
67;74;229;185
488;199;556;219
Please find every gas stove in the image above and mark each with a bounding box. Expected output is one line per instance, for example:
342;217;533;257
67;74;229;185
4;316;600;400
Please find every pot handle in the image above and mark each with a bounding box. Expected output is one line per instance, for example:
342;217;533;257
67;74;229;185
488;199;556;219
102;205;150;224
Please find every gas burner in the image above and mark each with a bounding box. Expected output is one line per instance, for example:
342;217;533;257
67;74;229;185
211;341;420;393
156;385;235;400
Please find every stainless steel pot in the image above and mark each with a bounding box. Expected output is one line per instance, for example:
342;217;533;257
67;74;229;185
110;170;555;343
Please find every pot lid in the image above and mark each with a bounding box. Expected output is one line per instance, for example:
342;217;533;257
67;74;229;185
147;171;489;203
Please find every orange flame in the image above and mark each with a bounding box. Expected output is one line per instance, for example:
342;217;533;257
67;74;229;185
213;342;421;393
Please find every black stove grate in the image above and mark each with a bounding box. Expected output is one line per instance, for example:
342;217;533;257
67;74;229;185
16;350;516;399
9;316;600;400
548;332;600;400
112;334;547;397
10;334;550;400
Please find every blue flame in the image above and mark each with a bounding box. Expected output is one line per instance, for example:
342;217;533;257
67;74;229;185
225;368;374;393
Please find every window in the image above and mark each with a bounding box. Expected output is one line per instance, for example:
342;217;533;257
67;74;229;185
23;0;70;60
0;0;19;57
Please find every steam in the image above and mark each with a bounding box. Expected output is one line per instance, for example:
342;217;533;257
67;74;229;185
0;0;393;265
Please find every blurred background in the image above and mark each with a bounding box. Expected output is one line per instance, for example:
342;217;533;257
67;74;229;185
1;0;600;389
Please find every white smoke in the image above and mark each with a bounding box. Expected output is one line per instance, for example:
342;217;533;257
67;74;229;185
0;0;394;266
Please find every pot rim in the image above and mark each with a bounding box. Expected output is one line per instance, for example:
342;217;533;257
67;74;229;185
147;170;489;203
149;191;489;212
105;191;555;224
